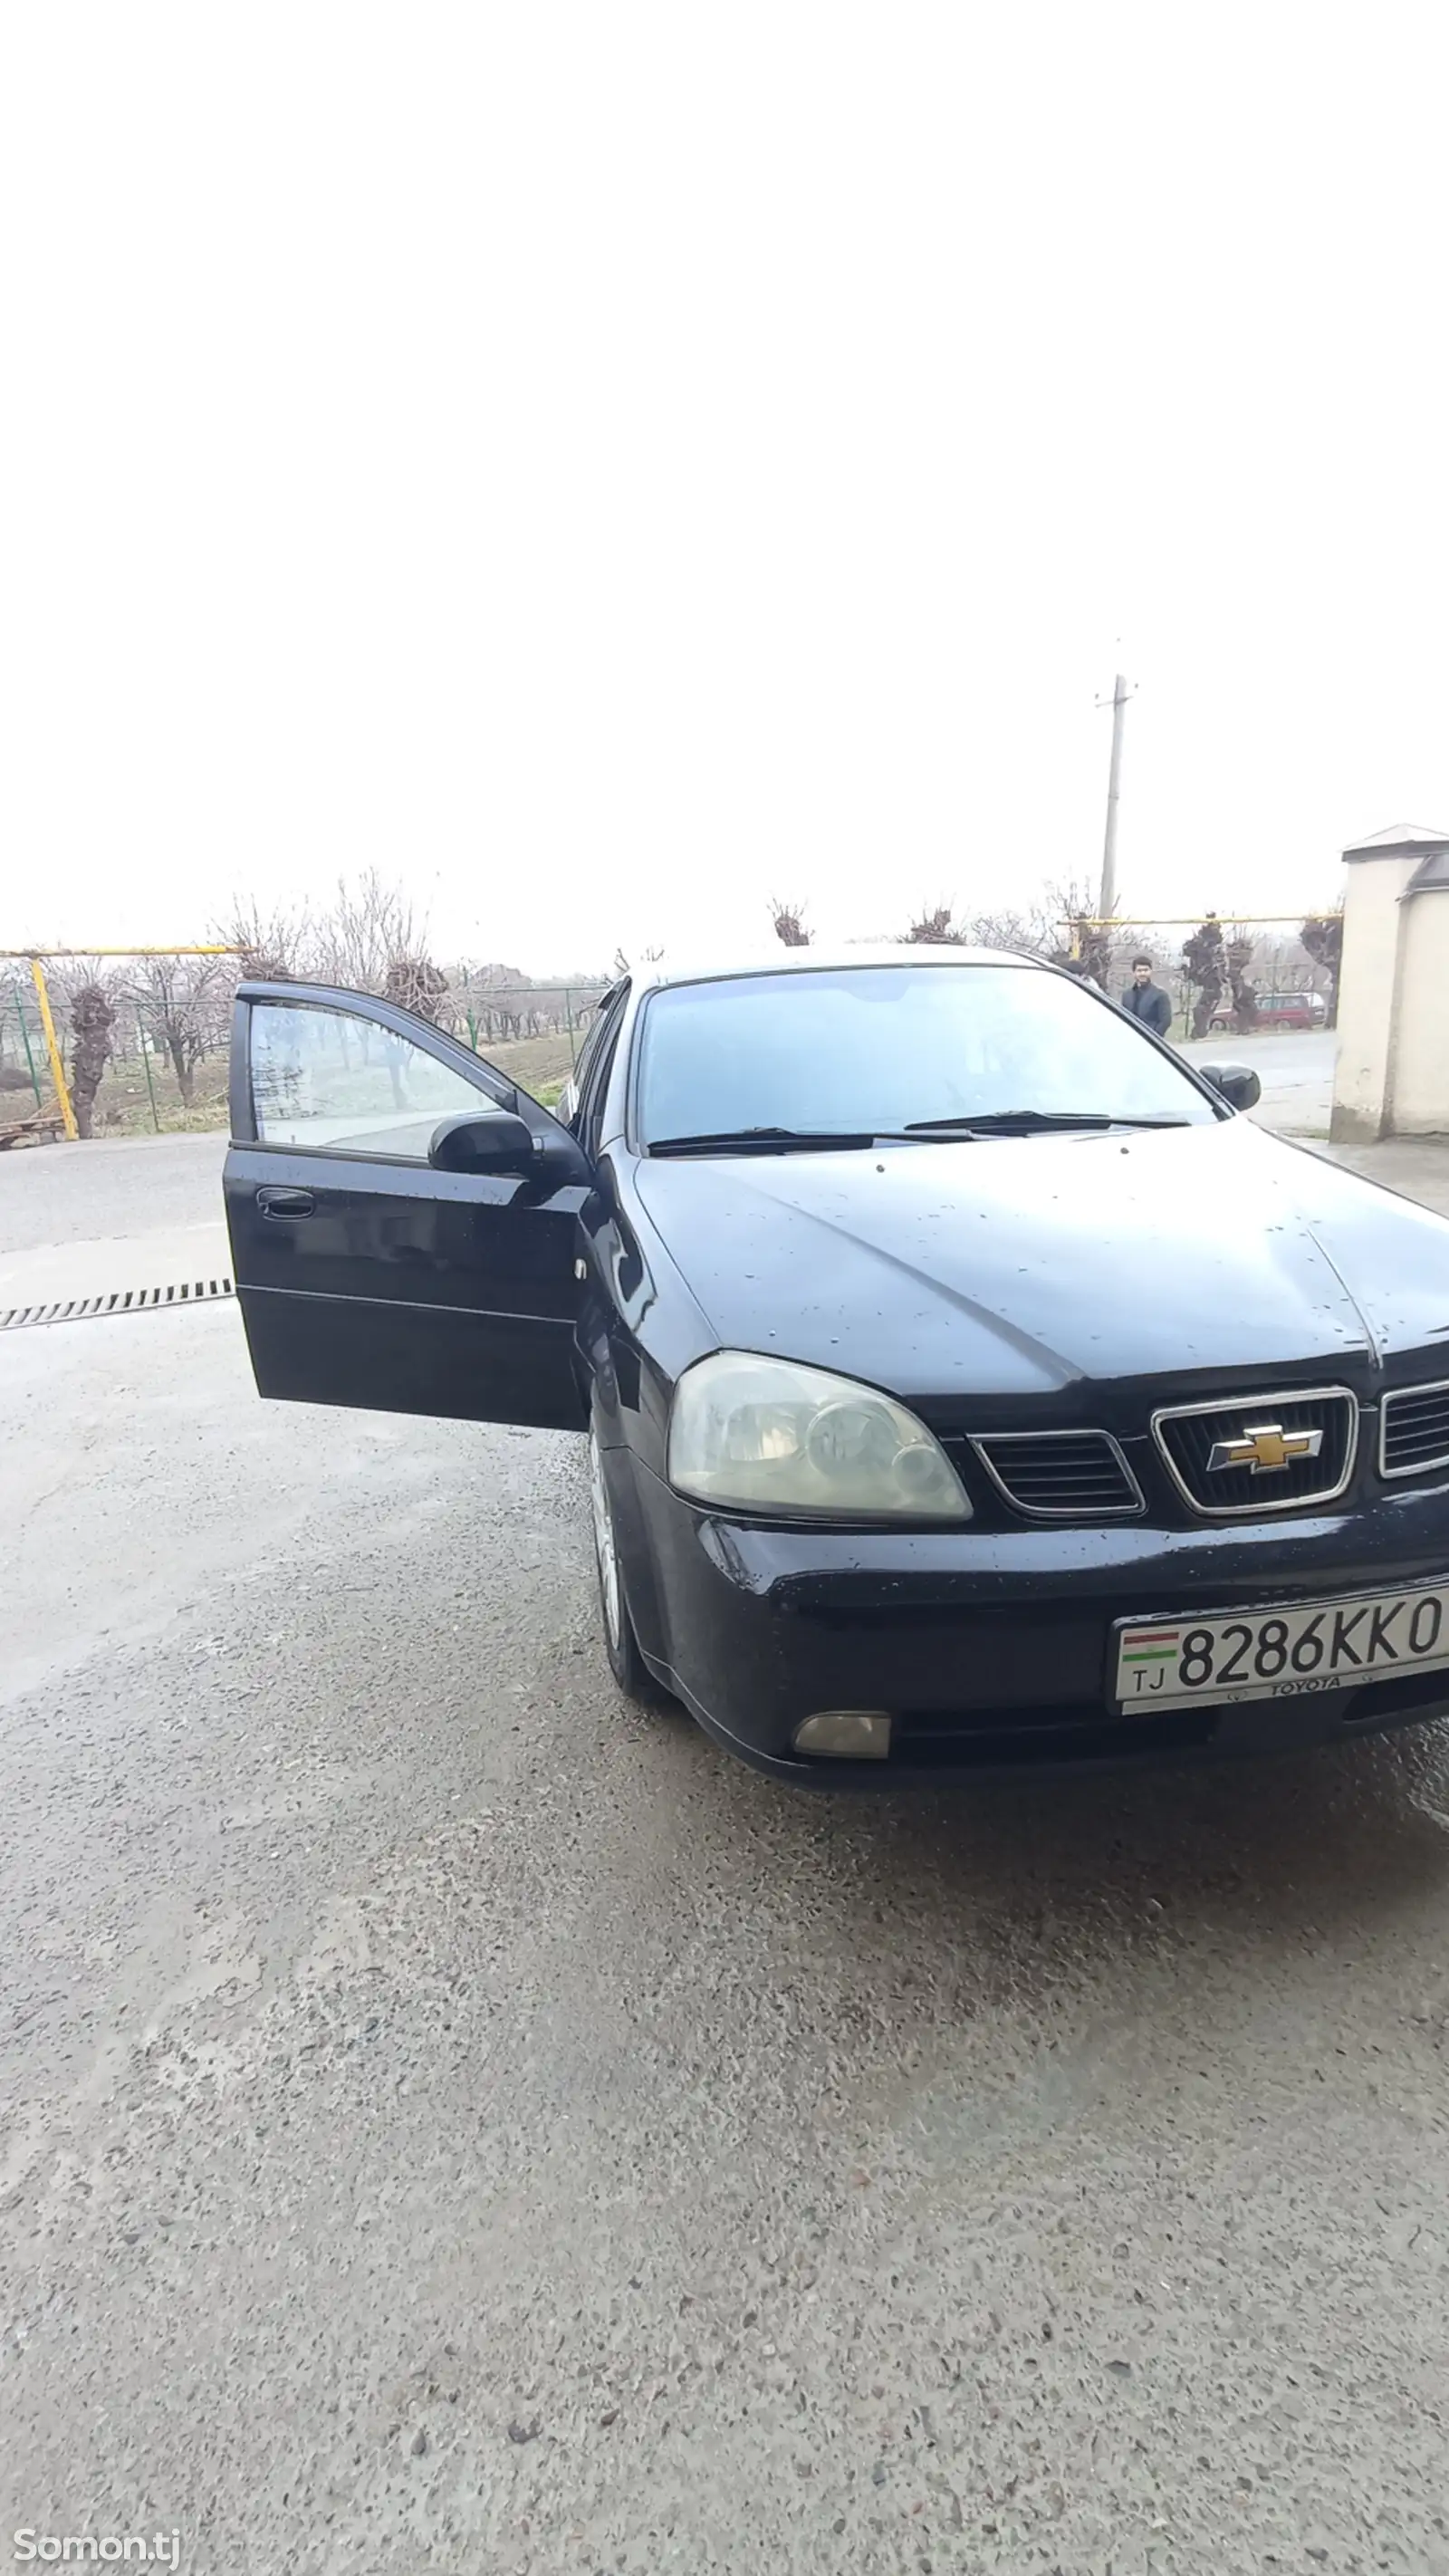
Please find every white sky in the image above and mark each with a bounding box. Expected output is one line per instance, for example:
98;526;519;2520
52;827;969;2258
3;3;1446;974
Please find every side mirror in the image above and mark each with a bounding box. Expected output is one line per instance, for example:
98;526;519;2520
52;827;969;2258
428;1110;539;1176
1200;1063;1262;1114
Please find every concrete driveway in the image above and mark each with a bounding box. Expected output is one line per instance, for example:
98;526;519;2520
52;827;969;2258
5;1137;1449;2573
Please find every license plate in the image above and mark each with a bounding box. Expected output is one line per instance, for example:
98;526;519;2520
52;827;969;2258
1113;1580;1449;1713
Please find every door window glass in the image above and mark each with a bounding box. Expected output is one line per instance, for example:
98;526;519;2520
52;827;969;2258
577;985;629;1149
251;1002;490;1158
568;994;616;1106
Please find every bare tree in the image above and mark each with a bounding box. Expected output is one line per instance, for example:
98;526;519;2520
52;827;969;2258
124;956;229;1106
965;906;1056;954
383;956;448;1021
902;903;966;944
1040;877;1113;985
310;871;428;994
1300;909;1344;1026
1182;917;1227;1039
47;958;119;1132
217;897;312;983
769;899;811;947
67;981;116;1138
1224;932;1259;1033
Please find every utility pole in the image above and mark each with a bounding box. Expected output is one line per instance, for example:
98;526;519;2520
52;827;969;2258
1098;672;1129;924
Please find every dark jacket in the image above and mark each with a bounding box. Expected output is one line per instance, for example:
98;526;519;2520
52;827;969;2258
1122;979;1172;1038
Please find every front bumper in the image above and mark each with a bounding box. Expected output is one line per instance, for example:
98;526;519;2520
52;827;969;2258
629;1458;1449;1781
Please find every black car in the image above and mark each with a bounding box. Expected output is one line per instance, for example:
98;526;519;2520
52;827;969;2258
224;947;1449;1781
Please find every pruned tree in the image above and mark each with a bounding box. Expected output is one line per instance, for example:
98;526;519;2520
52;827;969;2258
770;899;811;947
1224;933;1258;1033
1182;916;1226;1039
384;956;448;1022
1041;878;1112;986
124;956;229;1106
902;904;966;944
217;897;312;984
67;981;116;1139
1300;909;1344;1027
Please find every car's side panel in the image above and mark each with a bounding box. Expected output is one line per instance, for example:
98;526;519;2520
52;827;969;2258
238;1281;586;1428
226;1143;593;1428
227;1143;585;1314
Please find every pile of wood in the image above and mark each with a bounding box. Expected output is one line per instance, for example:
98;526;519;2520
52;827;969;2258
0;1108;65;1151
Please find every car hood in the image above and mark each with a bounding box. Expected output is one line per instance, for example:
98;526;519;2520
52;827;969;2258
631;1120;1449;1408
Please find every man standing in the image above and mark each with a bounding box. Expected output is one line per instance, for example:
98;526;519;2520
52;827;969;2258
1121;954;1173;1038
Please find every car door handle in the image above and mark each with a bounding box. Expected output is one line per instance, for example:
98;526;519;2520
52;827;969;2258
256;1186;315;1218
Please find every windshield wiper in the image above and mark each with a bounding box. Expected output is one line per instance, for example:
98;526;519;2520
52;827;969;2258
648;1113;1194;1156
904;1110;1192;1134
648;1127;879;1157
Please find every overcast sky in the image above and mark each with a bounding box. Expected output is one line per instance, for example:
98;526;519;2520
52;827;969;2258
3;4;1445;973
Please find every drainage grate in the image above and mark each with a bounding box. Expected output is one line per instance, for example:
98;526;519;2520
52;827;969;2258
1;1278;235;1331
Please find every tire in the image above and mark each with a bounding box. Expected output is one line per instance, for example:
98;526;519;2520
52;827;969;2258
588;1425;667;1704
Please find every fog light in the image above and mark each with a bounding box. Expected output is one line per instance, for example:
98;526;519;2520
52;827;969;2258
792;1709;893;1759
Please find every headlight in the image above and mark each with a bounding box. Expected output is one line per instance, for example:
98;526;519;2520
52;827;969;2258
667;1351;972;1522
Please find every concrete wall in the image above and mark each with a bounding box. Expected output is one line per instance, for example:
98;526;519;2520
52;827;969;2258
1329;854;1420;1143
1388;892;1449;1134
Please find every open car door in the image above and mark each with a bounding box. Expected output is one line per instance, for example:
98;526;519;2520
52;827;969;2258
224;981;592;1430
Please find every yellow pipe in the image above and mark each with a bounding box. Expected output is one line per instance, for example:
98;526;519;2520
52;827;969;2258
29;959;78;1140
0;945;243;958
1060;915;1328;929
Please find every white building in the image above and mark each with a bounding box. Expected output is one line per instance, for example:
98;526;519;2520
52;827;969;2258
1330;822;1449;1144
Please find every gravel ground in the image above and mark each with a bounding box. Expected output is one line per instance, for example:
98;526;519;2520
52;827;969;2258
4;1138;1449;2573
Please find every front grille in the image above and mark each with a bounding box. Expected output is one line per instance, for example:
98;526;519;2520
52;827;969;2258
971;1430;1144;1519
1381;1379;1449;1480
1154;1387;1356;1516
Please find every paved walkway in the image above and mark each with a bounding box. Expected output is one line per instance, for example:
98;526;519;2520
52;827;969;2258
1179;1029;1333;1136
7;1095;1449;2571
0;1131;228;1308
1320;1135;1449;1218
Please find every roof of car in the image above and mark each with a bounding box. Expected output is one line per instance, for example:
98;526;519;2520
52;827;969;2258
632;942;1044;993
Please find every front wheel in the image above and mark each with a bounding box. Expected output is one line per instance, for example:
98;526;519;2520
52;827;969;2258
589;1426;664;1703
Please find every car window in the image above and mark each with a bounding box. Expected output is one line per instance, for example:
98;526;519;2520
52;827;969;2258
576;985;629;1149
567;990;619;1107
636;964;1217;1143
250;1000;492;1158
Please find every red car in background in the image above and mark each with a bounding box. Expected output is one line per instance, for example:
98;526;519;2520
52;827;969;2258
1211;990;1326;1033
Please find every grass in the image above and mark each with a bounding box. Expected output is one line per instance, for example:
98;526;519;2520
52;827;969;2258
482;1030;580;1094
2;1059;235;1139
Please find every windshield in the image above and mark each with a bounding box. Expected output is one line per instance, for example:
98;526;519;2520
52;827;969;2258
636;964;1216;1145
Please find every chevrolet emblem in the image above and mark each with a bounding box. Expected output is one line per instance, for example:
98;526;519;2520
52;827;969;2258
1205;1421;1324;1475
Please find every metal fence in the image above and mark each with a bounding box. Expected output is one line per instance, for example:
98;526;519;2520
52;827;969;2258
3;932;1334;1139
446;979;608;1061
0;974;611;1137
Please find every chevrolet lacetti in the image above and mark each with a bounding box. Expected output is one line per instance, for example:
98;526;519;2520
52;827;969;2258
223;947;1449;1782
